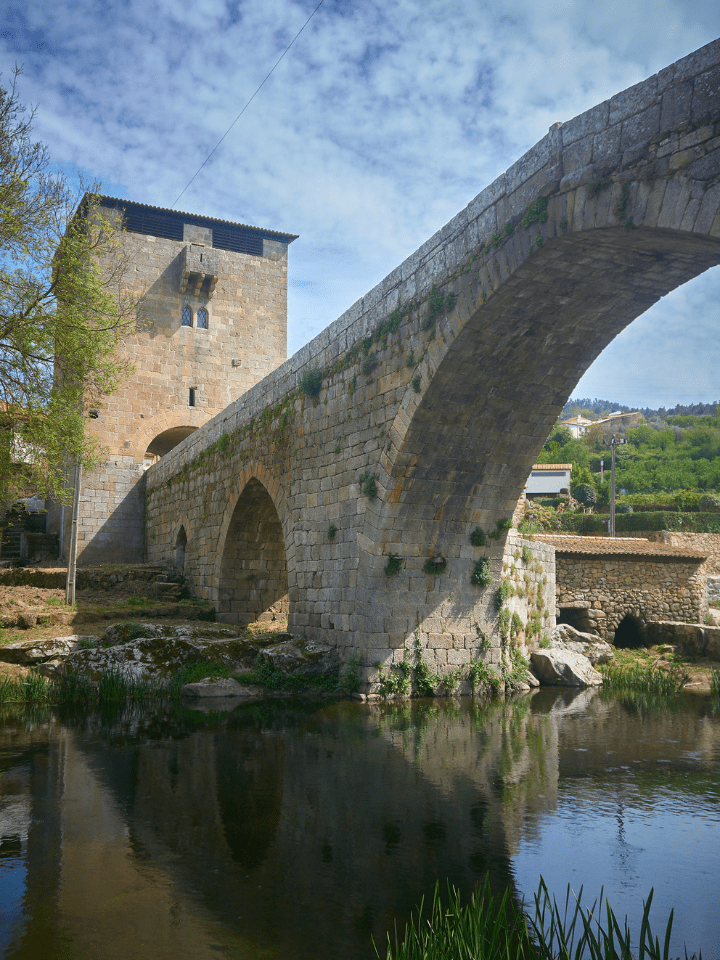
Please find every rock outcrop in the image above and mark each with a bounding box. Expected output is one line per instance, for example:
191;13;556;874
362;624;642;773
549;624;614;665
530;649;603;687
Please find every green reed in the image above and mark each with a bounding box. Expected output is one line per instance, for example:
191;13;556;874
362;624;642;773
376;878;700;960
601;662;687;697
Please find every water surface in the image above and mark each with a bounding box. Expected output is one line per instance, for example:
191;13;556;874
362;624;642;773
1;690;719;959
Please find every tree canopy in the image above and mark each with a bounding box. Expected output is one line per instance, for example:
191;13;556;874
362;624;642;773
0;69;137;503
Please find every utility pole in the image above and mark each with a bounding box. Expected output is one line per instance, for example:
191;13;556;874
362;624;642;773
608;436;625;537
65;459;82;605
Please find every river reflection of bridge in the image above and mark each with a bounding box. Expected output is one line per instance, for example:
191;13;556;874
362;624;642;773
2;692;720;959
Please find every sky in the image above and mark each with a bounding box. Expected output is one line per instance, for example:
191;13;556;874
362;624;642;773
1;0;719;410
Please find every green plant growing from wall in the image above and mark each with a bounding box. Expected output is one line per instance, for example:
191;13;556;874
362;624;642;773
468;657;501;693
588;174;611;197
298;367;323;397
522;196;548;228
470;527;487;546
414;636;439;695
217;433;230;456
412;374;421;393
443;667;464;693
471;557;492;587
495;578;513;610
375;659;411;697
488;517;513;540
422;285;457;331
498;607;511;639
362;354;378;376
521;545;533;564
506;648;531;685
510;612;524;644
613;180;631;219
338;654;363;693
405;352;415;368
359;471;378;499
384;553;404;576
327;524;337;541
423;555;447;575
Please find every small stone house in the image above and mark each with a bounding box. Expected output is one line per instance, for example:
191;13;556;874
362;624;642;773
534;534;710;645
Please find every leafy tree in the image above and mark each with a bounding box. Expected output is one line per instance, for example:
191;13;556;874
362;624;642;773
574;483;597;507
0;69;137;503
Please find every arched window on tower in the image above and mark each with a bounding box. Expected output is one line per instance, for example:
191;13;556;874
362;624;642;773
182;305;192;327
197;308;208;329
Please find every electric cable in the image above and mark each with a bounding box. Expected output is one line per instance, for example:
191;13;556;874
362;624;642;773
171;0;326;209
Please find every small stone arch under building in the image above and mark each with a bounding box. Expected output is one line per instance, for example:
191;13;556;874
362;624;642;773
217;478;289;625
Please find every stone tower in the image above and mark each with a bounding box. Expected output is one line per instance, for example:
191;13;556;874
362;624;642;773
50;197;296;564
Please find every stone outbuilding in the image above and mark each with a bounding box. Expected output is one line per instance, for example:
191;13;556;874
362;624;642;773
535;534;710;647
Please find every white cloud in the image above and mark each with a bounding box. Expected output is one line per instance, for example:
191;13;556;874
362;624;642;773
2;0;719;405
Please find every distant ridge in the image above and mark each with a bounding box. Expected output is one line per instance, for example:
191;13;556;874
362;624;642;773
562;398;720;421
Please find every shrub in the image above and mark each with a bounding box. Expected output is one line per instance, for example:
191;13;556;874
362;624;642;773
470;527;487;546
412;375;421;393
615;502;633;514
471;557;491;587
521;545;533;564
362;354;378;376
298;368;323;397
495;578;513;610
327;524;337;541
488;517;512;540
384;553;404;576
423;555;447;575
700;494;720;512
359;471;378;499
574;483;597;507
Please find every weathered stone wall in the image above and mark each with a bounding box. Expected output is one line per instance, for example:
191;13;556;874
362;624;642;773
52;218;290;565
142;38;720;686
708;577;720;606
556;554;707;640
657;532;720;574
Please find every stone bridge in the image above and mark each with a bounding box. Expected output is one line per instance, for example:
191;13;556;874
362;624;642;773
145;38;720;686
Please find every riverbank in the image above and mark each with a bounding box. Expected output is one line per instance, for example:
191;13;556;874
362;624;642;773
1;564;719;696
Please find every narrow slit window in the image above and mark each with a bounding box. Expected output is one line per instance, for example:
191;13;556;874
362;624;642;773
197;308;208;329
182;306;192;326
189;388;196;407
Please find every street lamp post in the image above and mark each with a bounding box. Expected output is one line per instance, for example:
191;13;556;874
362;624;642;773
608;436;625;537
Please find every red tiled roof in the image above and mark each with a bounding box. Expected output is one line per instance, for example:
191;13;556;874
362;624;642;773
534;534;710;560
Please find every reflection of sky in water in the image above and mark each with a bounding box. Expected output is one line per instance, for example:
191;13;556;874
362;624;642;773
0;860;27;950
514;784;720;956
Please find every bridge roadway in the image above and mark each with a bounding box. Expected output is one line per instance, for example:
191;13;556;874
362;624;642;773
145;38;720;688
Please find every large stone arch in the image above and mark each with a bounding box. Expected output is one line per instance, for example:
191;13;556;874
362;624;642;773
214;464;292;626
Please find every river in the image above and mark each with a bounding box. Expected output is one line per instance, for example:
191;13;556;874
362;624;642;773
1;689;719;959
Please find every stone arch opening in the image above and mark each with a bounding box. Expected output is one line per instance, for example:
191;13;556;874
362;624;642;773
143;425;199;468
218;478;289;625
557;606;595;634
614;614;645;649
175;526;187;575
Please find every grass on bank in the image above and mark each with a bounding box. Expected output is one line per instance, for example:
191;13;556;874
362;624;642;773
0;652;364;707
377;878;701;960
600;661;688;697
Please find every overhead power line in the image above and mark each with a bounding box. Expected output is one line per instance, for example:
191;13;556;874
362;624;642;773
171;0;326;209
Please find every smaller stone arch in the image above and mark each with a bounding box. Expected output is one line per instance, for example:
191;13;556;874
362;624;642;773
613;613;645;649
215;466;291;626
175;525;188;575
